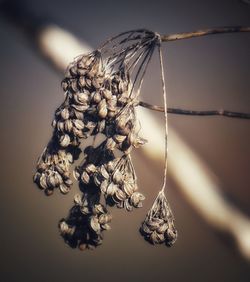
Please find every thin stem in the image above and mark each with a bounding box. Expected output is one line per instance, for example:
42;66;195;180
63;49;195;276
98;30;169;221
158;43;168;193
138;101;250;119
161;26;250;42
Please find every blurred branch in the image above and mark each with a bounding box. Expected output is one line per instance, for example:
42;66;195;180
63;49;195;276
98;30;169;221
161;26;250;42
2;1;250;261
139;101;250;119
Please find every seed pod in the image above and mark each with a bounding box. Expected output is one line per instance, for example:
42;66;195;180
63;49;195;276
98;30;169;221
55;164;64;175
124;199;133;211
150;231;165;244
45;188;54;196
100;165;110;179
59;134;71;147
123;183;135;196
51;119;57;128
81;171;90;184
64;178;73;187
97;120;105;133
61;108;70;120
72;104;89;112
78;76;86;88
66;153;73;163
112;169;123;184
113;134;127;144
90;216;101;233
73;119;85;130
141;222;152;234
85;120;96;130
157;223;168;234
107;110;116;118
48;173;59;187
77;59;86;69
92;91;102;104
130;192;145;208
86;78;92;88
101;223;111;230
93;204;105;215
106;183;118;196
106;161;115;173
165;227;177;246
114;189;126;201
98;99;108;118
147;218;164;230
103;89;112;100
77;68;88;76
39;173;48;189
73;127;84;138
59;183;70;194
99;180;107;194
116;115;127;130
70;79;79;92
85;163;97;174
64;119;73;132
73;110;83;121
69;65;78;76
106;138;116;151
74;194;82;205
62;80;69;91
133;136;147;148
74;92;89;105
79;243;87;251
33;172;40;183
94;173;102;186
57;121;65;132
98;214;111;225
37;162;47;172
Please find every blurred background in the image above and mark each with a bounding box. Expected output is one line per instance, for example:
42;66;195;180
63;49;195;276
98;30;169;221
0;0;249;281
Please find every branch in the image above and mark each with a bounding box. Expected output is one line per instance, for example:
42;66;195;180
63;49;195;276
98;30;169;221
161;26;250;42
139;101;250;119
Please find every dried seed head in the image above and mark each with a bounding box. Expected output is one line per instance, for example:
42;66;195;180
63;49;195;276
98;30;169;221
140;190;177;246
59;134;71;147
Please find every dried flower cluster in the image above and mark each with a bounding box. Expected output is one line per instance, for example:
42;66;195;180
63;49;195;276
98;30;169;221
34;29;177;250
140;190;177;246
59;188;112;250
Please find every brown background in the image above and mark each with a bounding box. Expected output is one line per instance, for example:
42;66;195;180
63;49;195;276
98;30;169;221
0;0;250;281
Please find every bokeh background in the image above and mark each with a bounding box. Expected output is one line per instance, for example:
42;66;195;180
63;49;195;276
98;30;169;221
0;0;250;281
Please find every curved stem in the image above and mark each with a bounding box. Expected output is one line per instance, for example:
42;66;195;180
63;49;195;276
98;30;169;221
161;26;250;42
158;44;168;192
138;101;250;119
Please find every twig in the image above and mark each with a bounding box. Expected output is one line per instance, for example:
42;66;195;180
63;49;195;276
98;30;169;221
161;26;250;42
138;101;250;119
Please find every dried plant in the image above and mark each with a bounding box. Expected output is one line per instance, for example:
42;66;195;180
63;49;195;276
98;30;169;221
33;27;250;251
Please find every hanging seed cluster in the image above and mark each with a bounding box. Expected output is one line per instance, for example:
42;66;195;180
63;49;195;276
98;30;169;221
34;29;177;250
140;190;177;246
33;141;75;195
59;191;112;250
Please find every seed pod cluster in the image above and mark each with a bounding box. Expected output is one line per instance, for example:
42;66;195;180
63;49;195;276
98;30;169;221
59;192;112;250
140;190;177;246
34;29;178;250
74;142;145;211
33;144;73;195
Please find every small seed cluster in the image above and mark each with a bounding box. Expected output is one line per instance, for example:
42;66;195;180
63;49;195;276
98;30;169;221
34;29;178;250
74;142;145;211
140;190;177;246
33;143;74;195
59;192;112;250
